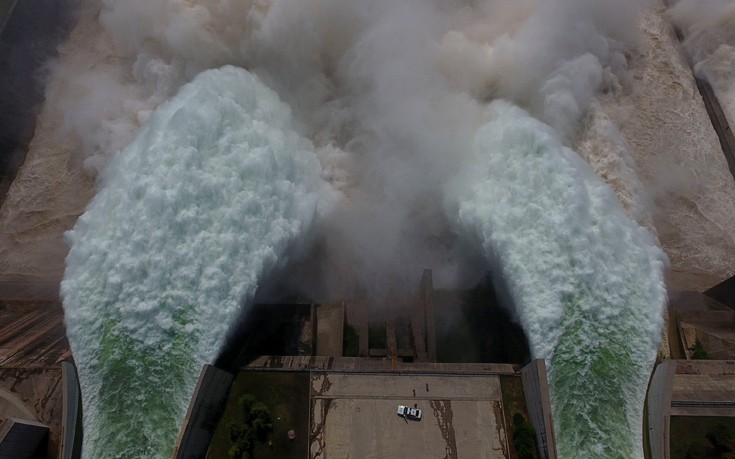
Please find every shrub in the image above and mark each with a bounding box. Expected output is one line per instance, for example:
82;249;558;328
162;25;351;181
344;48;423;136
689;339;709;360
706;422;734;453
228;394;273;459
512;413;536;459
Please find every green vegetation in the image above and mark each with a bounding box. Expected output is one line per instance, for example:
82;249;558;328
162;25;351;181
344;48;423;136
670;416;735;459
208;372;309;459
689;339;709;360
513;413;536;459
500;376;538;459
343;323;358;357
227;394;273;459
707;423;735;455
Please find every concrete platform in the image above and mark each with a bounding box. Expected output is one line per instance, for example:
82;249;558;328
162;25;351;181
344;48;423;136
246;355;516;374
309;372;509;459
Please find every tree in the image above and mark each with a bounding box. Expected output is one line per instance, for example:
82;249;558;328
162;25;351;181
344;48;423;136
706;422;734;454
512;413;536;459
228;394;273;459
689;339;709;360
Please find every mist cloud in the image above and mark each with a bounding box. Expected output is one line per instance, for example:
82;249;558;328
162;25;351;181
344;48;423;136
53;0;650;302
668;0;735;123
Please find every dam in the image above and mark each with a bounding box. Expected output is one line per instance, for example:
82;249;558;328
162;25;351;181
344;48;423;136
1;0;735;458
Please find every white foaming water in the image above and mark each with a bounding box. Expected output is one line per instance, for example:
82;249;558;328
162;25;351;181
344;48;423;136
669;0;735;125
32;2;695;457
60;66;326;458
449;101;667;458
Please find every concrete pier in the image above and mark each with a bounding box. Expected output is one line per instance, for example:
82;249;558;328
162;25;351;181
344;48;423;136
647;360;675;459
59;362;81;459
521;359;557;459
173;364;234;459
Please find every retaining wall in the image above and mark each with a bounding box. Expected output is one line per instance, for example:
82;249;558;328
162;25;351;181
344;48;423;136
59;362;82;459
520;359;557;459
172;364;234;459
646;360;675;459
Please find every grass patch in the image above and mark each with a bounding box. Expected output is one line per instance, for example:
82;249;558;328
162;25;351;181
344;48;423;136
207;371;309;459
500;375;538;459
670;416;735;459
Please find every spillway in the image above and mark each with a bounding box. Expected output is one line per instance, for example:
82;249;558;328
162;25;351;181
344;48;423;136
60;66;325;457
10;1;732;457
449;101;667;458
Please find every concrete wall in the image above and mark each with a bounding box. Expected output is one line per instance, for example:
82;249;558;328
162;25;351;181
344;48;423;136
646;360;675;459
0;417;48;459
663;0;735;180
315;303;344;357
695;78;735;179
59;362;82;459
521;359;557;459
172;364;234;459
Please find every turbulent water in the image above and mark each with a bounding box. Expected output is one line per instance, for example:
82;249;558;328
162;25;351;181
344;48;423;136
669;0;735;124
40;1;731;458
60;66;324;457
449;102;667;458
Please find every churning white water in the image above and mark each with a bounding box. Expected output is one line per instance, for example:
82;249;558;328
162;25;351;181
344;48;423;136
44;1;729;458
449;101;667;458
669;0;735;124
60;66;325;457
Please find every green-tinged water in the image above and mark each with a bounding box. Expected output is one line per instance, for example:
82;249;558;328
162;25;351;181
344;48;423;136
450;101;667;458
61;66;325;458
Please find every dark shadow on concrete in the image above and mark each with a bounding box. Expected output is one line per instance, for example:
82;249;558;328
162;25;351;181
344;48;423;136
704;275;735;310
215;303;312;371
0;418;49;459
435;274;531;365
